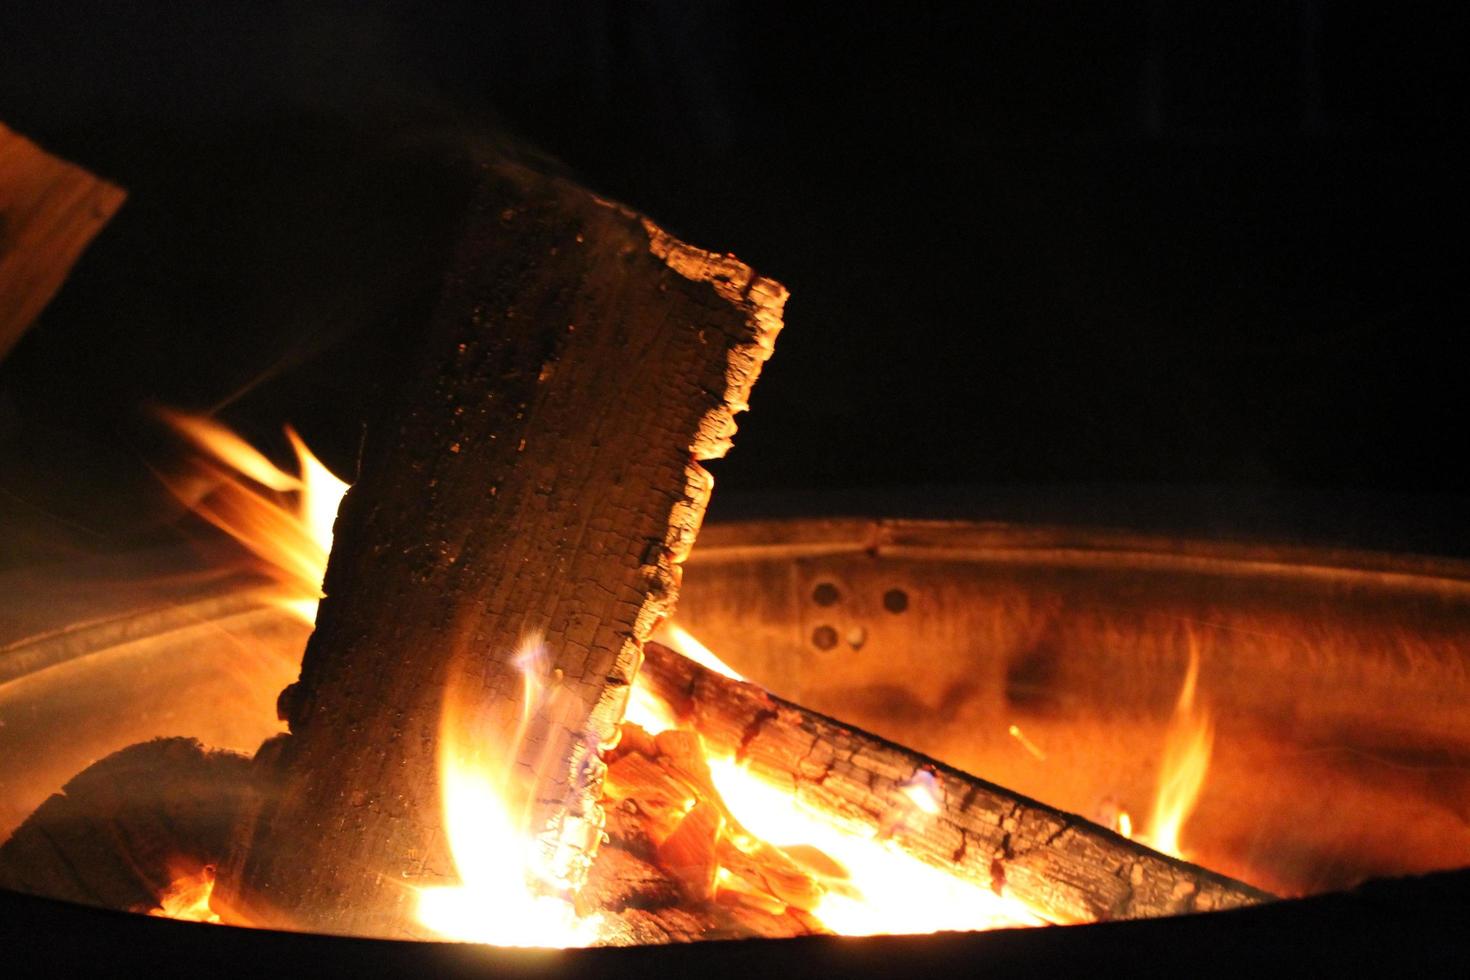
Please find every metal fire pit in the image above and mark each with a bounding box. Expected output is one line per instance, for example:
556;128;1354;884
674;519;1470;896
2;518;1468;973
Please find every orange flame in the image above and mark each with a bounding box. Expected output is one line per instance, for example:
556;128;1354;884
414;635;602;946
653;622;746;681
156;417;1040;940
156;408;347;624
624;678;1042;936
1144;640;1215;859
148;866;221;924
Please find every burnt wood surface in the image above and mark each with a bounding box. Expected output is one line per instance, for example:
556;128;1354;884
216;160;784;937
0;121;125;363
637;642;1272;924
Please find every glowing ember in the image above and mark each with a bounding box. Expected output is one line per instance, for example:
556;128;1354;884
705;758;1040;935
625;683;1042;936
1007;723;1047;761
148;866;221;924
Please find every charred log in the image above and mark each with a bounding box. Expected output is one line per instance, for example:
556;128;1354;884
215;160;785;937
602;725;828;918
0;733;814;944
0;738;249;915
637;642;1273;924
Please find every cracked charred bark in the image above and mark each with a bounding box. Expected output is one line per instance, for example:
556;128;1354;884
214;161;785;938
637;642;1272;924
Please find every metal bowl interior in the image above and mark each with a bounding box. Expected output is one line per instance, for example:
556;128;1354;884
2;519;1468;898
676;519;1470;896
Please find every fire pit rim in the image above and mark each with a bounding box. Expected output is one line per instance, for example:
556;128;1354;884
691;517;1470;592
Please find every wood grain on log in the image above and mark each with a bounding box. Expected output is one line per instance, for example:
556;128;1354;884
637;642;1273;925
216;160;785;938
0;122;125;362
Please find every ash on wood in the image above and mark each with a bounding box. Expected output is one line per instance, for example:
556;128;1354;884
0;122;125;362
637;642;1273;924
216;160;785;937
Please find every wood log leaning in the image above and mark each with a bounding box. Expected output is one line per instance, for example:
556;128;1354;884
637;642;1274;925
214;160;785;938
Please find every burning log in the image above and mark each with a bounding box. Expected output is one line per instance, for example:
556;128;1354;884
589;724;830;943
636;642;1273;925
0;122;125;361
0;733;819;944
585;827;826;944
215;160;785;937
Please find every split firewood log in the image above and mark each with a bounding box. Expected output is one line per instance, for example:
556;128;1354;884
0;121;125;362
603;725;827;916
636;641;1274;925
214;159;785;938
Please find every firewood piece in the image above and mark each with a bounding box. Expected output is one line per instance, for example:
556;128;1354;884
586;843;823;945
717;836;825;913
590;812;822;944
0;738;250;914
604;724;826;915
638;642;1274;925
217;160;785;938
0;122;125;362
655;801;723;901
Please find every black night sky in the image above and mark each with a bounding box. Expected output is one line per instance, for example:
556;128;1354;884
0;2;1465;554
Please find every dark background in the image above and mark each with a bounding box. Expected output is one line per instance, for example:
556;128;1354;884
0;2;1465;554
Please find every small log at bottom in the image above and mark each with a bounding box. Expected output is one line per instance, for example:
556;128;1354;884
585;843;824;945
637;642;1274;925
0;734;819;943
589;723;829;944
0;738;249;915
